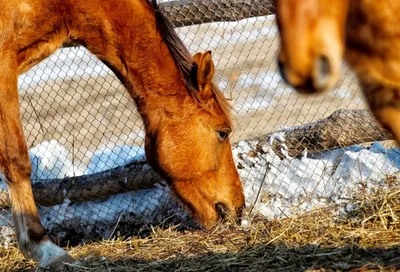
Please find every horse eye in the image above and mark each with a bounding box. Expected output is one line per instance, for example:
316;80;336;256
217;129;230;142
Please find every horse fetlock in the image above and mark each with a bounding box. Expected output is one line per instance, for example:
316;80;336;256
18;228;75;271
11;208;64;267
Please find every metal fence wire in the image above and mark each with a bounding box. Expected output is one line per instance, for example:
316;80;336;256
0;0;398;245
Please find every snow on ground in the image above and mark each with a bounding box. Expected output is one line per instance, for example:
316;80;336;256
236;139;400;219
29;140;85;180
39;183;186;242
86;145;146;174
1;137;399;243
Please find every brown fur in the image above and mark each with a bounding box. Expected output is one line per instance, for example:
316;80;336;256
0;0;244;266
276;0;349;93
276;0;400;146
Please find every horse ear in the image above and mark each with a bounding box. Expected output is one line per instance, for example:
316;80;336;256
193;51;214;100
193;52;202;65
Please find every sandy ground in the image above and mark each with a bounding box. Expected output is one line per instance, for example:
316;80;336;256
17;14;367;177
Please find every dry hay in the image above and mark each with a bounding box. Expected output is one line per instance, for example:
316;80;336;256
2;185;400;272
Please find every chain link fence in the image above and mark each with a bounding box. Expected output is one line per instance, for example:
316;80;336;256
0;0;399;245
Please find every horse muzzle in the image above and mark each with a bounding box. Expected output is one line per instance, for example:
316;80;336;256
278;54;338;94
215;202;244;225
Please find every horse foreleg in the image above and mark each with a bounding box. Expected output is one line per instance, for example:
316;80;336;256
363;83;400;144
0;51;74;268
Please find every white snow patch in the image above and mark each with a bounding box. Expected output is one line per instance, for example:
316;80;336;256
29;140;85;181
237;142;400;219
86;145;146;174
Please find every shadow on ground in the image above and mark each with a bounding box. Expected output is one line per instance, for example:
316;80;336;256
27;244;400;272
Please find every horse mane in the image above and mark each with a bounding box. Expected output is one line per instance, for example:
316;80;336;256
149;0;232;126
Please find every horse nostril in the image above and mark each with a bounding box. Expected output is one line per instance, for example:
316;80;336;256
277;59;288;83
235;206;244;224
313;55;332;90
215;202;229;220
318;55;331;77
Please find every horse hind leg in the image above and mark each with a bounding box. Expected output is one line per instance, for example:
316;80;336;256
0;50;74;268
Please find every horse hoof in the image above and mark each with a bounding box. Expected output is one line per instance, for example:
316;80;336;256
35;240;76;270
48;254;76;271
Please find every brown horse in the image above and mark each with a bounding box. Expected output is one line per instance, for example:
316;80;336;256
275;0;400;144
0;0;245;268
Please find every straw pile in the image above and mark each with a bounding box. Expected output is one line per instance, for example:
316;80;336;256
1;184;400;272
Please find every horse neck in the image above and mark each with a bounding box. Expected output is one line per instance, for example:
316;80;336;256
68;0;191;125
346;1;400;53
345;1;400;85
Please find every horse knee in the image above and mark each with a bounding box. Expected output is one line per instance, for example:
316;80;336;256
1;151;31;182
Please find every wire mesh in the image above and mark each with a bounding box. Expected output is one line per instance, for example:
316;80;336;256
0;0;397;245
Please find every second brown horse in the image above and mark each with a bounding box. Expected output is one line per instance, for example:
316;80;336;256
276;0;400;144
